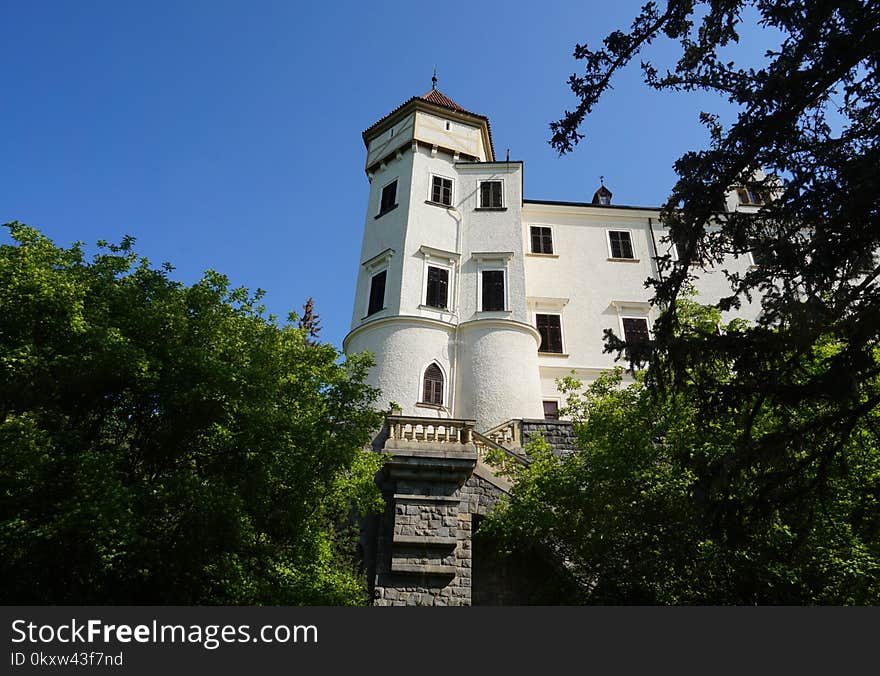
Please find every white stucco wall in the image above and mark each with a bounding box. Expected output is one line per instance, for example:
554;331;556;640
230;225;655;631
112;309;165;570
349;93;769;430
522;202;765;407
345;318;455;418
455;320;543;429
414;111;485;160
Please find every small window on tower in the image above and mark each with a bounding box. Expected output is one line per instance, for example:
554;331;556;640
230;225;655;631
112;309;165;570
481;270;505;311
425;266;449;309
430;176;453;206
531;226;553;254
367;270;386;316
608;230;635;259
422;363;444;406
479;181;503;209
378;180;397;217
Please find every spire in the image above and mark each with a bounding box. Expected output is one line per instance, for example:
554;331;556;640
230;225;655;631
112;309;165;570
431;66;438;90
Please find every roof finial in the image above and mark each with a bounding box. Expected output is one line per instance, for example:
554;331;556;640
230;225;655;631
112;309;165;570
600;175;605;187
432;66;438;90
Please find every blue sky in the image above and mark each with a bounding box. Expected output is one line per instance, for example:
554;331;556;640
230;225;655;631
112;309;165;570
1;1;779;349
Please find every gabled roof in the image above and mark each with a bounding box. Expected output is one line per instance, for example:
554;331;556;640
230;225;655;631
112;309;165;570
362;87;494;159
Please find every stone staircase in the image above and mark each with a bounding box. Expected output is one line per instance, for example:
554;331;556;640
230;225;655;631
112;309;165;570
366;415;533;606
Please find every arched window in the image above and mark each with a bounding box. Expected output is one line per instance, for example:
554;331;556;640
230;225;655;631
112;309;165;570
422;364;444;406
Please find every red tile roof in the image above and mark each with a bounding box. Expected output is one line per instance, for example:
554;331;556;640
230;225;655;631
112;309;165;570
419;87;466;112
362;88;494;159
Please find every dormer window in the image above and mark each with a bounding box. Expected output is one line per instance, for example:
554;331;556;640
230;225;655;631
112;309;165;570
592;184;613;206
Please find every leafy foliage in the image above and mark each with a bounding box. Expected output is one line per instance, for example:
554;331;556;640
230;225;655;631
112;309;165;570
0;223;385;604
484;301;880;603
555;1;880;415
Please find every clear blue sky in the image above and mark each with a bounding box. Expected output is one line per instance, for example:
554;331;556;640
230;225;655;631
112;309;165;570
1;1;778;349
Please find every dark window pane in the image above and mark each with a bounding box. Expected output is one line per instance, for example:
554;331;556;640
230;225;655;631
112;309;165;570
432;176;452;205
482;270;505;311
622;317;651;362
379;180;397;214
536;314;563;353
543;401;559;420
622;318;650;344
367;270;386;315
531;226;553;254
423;363;444;405
426;266;449;309
609;231;634;259
480;181;502;208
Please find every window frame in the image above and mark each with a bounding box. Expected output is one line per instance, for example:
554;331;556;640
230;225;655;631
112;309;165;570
429;173;454;207
542;399;561;420
479;268;507;312
377;177;398;217
418;246;458;314
619;315;652;363
473;252;514;314
529;225;555;255
360;248;394;320
419;362;446;407
535;312;564;354
477;179;504;209
620;315;651;343
424;264;451;310
366;269;387;316
607;229;637;260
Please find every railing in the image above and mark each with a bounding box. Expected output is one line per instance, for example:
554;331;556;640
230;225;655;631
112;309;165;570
472;431;530;468
483;419;522;448
385;416;475;445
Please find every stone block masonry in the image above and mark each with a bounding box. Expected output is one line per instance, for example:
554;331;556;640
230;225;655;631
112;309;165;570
521;419;579;456
364;417;510;606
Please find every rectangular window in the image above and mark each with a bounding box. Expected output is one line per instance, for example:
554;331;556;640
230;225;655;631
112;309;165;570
543;400;559;420
608;230;634;259
536;314;563;353
425;266;449;309
531;226;553;254
379;180;397;215
479;181;503;208
622;317;651;361
431;176;453;206
367;270;386;316
622;317;650;344
481;270;505;311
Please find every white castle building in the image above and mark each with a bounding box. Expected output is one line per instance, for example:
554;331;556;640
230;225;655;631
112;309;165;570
344;83;764;433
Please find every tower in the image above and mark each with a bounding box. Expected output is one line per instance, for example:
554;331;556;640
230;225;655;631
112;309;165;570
344;84;544;430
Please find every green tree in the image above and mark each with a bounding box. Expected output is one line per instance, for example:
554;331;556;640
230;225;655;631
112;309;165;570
484;298;880;603
554;0;880;425
502;0;880;602
0;223;385;604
